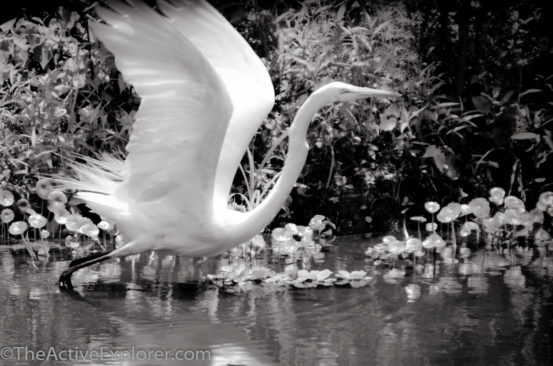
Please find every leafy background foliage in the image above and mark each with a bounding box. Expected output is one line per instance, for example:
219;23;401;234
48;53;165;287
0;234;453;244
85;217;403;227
1;0;552;235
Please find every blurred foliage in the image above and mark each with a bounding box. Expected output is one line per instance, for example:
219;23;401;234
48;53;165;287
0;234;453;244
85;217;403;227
249;1;426;232
0;6;138;201
401;0;553;218
1;0;552;236
411;0;553;97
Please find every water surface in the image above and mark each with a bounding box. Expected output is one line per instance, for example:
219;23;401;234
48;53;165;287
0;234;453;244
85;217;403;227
0;238;552;365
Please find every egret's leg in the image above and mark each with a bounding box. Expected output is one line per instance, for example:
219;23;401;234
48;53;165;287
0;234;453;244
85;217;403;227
58;251;112;291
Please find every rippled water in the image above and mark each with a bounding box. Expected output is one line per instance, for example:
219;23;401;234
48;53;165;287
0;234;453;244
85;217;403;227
1;238;552;365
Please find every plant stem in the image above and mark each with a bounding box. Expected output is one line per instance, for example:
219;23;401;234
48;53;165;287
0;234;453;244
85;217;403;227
451;221;457;261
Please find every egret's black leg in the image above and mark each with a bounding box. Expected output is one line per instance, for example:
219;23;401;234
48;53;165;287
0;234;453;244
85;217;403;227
58;251;112;291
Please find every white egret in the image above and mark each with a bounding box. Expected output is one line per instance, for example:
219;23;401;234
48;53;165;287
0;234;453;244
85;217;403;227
57;0;399;289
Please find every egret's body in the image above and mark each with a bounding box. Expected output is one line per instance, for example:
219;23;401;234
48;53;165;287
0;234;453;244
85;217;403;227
57;0;399;288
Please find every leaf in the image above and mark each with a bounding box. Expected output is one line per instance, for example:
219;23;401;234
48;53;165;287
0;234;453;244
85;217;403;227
408;105;427;121
499;90;514;105
373;20;391;36
511;132;540;142
335;4;346;23
118;73;127;93
33;44;50;69
540;117;553;128
543;133;553;151
380;117;396;132
0;18;16;32
400;121;409;133
31;17;44;25
433;102;459;109
471;95;492;113
31;127;36;147
423;145;458;179
460;113;483;121
428;81;445;94
430;152;447;173
428;111;438;122
422;145;441;159
519;89;542;98
486;161;500;168
66;11;80;30
13;36;29;51
382;103;400;118
446;125;472;134
444;114;459;120
474;148;497;168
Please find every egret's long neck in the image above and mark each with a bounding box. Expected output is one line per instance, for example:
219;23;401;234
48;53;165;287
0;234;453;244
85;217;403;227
228;92;326;241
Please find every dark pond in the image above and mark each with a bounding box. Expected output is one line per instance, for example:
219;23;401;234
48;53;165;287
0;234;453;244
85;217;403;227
1;237;552;365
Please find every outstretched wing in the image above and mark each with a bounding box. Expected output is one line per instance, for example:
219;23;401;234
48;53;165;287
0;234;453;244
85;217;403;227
157;0;275;210
90;1;233;219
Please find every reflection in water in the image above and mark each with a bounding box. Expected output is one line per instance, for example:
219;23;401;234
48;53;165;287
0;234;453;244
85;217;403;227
0;239;552;365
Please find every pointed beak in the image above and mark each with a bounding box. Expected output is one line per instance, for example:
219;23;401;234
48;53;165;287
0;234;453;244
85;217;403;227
352;86;402;98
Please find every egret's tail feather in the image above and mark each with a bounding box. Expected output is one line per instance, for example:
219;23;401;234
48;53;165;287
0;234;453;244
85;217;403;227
75;192;128;221
51;153;128;220
52;153;127;196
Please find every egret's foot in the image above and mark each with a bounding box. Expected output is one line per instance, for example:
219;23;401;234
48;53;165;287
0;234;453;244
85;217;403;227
57;251;112;292
58;268;75;291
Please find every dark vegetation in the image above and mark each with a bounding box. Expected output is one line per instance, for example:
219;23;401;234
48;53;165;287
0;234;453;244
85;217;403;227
1;0;552;235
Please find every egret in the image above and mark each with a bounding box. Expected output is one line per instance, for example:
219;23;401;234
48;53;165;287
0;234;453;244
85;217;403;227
56;0;399;289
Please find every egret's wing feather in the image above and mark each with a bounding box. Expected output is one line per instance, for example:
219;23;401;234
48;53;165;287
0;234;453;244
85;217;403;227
91;1;233;218
158;0;275;209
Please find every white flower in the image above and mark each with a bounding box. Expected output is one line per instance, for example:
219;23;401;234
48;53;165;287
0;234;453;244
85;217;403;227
40;229;50;239
9;221;28;236
424;201;440;214
1;208;15;224
0;189;15;206
489;187;506;205
28;213;47;229
308;214;327;231
35;178;54;200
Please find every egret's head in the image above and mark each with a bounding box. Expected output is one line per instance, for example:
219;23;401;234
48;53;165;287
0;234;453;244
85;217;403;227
314;81;401;103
